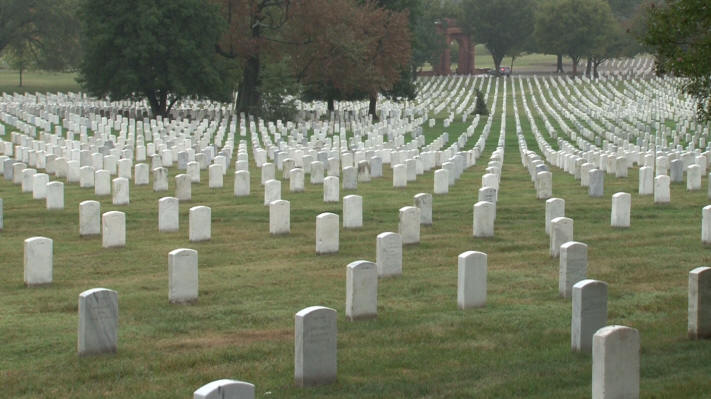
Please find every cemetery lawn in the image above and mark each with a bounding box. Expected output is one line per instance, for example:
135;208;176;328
0;69;81;94
2;81;711;398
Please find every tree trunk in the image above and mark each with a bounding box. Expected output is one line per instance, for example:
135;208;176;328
571;56;580;77
556;54;564;73
18;64;23;87
327;95;334;112
585;57;592;77
593;61;600;79
493;54;503;75
236;54;261;116
368;93;378;121
236;22;262;116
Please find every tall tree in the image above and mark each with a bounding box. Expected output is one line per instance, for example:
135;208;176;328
460;0;534;74
288;0;410;118
212;0;291;116
79;0;231;117
535;0;616;76
643;0;711;121
0;0;81;72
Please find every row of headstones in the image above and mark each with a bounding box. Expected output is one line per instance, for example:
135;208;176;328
72;261;711;398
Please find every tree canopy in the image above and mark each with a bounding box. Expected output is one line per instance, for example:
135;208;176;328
460;0;535;73
643;0;711;121
78;0;232;117
534;0;617;75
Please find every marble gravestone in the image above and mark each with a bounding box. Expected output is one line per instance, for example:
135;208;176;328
559;241;587;298
345;260;378;321
316;213;339;254
294;306;337;387
688;266;711;339
376;232;402;277
414;193;433;225
398;206;421;244
592;326;639;399
78;288;118;356
457;251;487;309
571;279;607;353
550;217;573;258
342;195;363;229
269;200;290;235
189;206;211;242
102;211;126;248
24;236;53;286
79;200;101;236
193;379;255;399
168;248;198;304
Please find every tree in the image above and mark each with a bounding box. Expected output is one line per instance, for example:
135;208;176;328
0;0;81;74
212;0;292;116
288;0;410;118
78;0;232;117
643;0;711;121
535;0;616;76
460;0;534;74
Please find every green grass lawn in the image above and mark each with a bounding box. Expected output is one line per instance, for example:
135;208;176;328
1;78;711;398
0;69;81;94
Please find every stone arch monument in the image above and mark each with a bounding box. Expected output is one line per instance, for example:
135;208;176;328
435;19;475;75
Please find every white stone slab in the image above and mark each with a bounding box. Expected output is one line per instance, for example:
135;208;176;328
78;288;118;356
294;306;337;387
346;260;378;321
169;248;198;304
24;236;52;286
457;251;487;309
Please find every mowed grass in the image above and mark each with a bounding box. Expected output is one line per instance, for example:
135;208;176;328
2;82;711;398
0;69;81;94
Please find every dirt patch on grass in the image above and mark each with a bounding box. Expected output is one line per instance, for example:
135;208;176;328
157;328;291;350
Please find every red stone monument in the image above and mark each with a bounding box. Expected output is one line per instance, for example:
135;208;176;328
434;19;476;75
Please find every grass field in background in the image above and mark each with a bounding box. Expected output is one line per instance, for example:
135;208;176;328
1;77;711;398
0;69;81;94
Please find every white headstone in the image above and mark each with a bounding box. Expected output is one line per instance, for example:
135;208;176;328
112;177;130;205
323;176;339;203
234;170;250;197
46;181;64;210
193;379;255;399
638;166;653;195
545;198;565;235
688;266;711;339
550;217;573;257
176;174;192;201
316;212;339;254
560;241;588;298
269;200;290;235
572;279;607;353
457;251;487;309
536;171;552;199
32;173;49;199
264;179;281;205
209;164;223;188
592;326;639;399
159;197;179;232
473;201;495;237
168;248;198;304
189;206;211;242
24;236;52;286
393;164;407;187
434;169;448;194
79;200;101;236
346;260;378;321
153;167;168;192
78;288;118;356
376;232;402;277
398;206;421;244
654;175;670;203
610;192;631;228
343;195;362;229
414;193;432;225
102;211;126;248
290;168;304;192
294;306;337;387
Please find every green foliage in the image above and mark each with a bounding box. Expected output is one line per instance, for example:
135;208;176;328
643;0;711;121
534;0;617;74
258;58;300;122
460;0;535;72
0;0;81;72
474;89;488;115
78;0;233;117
